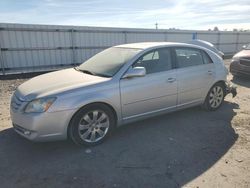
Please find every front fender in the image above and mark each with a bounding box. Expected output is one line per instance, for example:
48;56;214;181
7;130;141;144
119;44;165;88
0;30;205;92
48;85;122;125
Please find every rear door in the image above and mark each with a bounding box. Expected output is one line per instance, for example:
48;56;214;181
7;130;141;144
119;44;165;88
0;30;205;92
174;47;216;107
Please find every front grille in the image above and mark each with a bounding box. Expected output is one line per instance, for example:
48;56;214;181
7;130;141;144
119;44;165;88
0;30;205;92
240;58;250;67
11;94;24;111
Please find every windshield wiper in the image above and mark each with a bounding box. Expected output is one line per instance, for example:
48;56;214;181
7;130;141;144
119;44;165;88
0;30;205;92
74;67;95;75
74;67;111;78
94;73;111;78
81;70;95;75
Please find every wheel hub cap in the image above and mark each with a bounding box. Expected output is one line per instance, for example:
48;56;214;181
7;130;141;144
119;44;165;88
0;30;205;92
78;110;110;143
209;86;223;108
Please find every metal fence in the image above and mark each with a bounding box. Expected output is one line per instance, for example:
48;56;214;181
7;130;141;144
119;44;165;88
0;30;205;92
0;23;250;75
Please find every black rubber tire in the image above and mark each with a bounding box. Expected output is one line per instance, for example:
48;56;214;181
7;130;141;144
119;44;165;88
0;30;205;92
203;83;225;111
68;103;116;146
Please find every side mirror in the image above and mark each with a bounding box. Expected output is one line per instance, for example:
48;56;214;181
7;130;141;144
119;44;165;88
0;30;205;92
242;45;246;49
123;67;146;79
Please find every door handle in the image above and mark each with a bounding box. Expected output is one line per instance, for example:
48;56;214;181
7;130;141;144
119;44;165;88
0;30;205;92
207;70;213;75
167;78;176;83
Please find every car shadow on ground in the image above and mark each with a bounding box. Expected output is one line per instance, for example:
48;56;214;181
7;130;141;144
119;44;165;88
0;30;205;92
231;76;250;88
0;101;238;188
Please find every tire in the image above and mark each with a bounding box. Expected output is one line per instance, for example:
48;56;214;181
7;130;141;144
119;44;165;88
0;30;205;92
68;103;116;146
203;83;225;111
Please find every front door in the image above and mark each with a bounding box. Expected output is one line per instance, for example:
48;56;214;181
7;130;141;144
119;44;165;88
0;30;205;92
120;48;177;120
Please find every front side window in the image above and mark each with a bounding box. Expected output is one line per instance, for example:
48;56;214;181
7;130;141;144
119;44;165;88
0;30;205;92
133;48;172;74
175;48;204;68
142;51;159;61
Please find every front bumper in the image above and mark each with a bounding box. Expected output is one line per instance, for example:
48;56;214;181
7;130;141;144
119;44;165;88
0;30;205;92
10;108;76;142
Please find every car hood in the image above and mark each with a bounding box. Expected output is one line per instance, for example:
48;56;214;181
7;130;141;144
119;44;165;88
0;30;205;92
234;50;250;58
16;68;110;101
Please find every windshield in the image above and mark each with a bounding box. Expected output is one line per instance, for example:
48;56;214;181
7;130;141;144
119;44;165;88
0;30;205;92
77;47;141;77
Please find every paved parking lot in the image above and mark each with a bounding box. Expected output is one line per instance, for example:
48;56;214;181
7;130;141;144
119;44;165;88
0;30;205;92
0;60;250;188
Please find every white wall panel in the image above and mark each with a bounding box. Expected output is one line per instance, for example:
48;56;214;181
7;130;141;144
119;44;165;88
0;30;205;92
75;32;125;47
219;44;236;53
0;23;250;74
127;33;165;43
197;33;218;43
238;34;250;43
220;34;237;43
167;33;192;42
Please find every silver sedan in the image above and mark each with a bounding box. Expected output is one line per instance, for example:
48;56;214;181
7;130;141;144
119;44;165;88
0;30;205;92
10;42;236;145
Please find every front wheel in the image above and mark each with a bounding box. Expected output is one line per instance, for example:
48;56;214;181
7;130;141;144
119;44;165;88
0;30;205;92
203;83;225;111
68;104;115;146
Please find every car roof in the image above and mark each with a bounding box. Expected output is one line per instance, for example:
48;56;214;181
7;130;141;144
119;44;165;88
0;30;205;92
115;42;200;50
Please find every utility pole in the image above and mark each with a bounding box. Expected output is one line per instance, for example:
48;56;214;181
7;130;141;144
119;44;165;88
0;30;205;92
155;22;158;29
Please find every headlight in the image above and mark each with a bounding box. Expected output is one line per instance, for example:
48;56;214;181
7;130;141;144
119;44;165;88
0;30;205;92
24;97;56;113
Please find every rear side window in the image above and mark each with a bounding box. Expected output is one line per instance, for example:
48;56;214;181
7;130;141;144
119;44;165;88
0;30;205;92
175;48;204;68
201;51;213;64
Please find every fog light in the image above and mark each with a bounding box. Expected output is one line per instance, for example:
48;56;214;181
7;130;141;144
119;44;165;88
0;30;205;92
24;131;31;135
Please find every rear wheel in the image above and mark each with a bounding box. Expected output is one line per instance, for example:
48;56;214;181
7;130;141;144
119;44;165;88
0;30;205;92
203;83;225;111
69;104;115;146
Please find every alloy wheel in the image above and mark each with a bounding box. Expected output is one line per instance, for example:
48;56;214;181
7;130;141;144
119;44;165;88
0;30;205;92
209;86;224;108
78;110;110;143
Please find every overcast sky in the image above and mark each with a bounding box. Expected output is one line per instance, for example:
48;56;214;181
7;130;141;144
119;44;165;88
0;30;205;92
0;0;250;30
